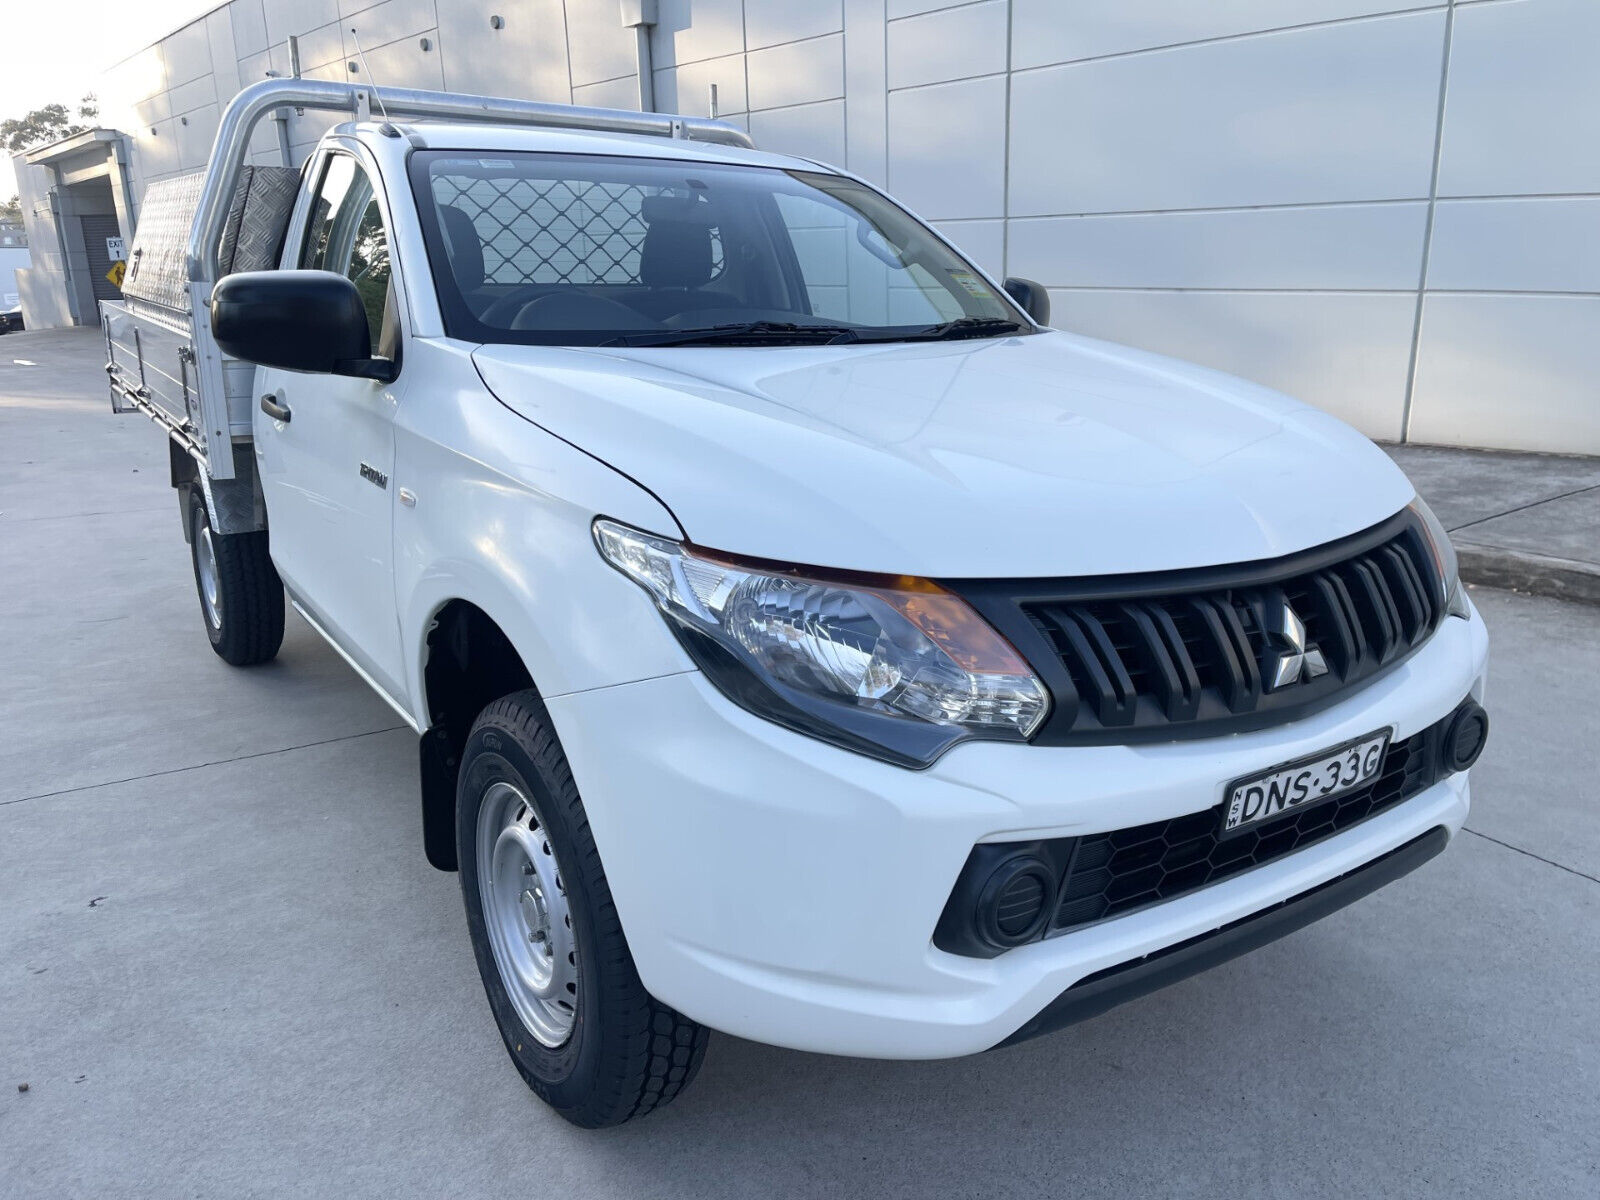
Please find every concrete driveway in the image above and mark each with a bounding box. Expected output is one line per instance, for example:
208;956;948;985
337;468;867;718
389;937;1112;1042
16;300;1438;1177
3;329;1596;1198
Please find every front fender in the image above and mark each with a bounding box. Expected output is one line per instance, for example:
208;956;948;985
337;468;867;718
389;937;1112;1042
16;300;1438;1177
392;339;697;725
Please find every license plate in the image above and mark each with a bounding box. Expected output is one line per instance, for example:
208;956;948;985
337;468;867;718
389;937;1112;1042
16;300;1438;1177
1222;730;1391;836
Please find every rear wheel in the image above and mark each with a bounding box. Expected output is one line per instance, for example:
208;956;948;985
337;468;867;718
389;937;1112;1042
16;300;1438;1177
186;490;284;666
457;691;709;1127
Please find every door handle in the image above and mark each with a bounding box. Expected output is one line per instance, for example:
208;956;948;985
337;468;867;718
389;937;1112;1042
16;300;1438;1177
260;394;291;423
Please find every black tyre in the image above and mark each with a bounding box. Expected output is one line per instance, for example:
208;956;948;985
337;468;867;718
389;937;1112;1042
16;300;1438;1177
457;690;709;1127
186;489;284;666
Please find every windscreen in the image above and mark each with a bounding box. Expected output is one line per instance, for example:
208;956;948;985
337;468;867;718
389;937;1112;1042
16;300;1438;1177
408;150;1032;346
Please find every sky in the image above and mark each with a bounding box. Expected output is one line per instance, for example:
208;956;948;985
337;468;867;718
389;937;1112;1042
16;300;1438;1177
0;0;217;199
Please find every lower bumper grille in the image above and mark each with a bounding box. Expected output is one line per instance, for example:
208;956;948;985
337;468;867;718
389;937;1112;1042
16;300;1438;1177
993;827;1450;1048
1051;724;1434;932
934;699;1482;959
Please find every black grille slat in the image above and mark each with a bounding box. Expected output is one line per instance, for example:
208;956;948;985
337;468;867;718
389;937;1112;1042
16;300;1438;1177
1050;724;1439;933
1352;558;1403;661
991;517;1444;743
1308;570;1366;672
1380;542;1434;641
1121;602;1202;721
1046;607;1138;727
1186;595;1260;712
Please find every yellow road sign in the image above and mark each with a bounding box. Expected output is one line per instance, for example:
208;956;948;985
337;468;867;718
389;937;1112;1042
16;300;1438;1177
106;260;126;288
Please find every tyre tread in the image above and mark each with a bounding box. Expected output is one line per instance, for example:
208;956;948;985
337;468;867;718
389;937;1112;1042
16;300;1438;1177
470;691;709;1127
189;493;284;667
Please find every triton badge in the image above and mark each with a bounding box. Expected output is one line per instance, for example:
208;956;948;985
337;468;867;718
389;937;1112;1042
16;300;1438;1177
1267;599;1329;690
360;463;388;489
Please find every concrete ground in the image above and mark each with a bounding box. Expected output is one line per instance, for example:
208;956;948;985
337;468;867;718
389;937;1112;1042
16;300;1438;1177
2;329;1597;1199
1385;443;1600;605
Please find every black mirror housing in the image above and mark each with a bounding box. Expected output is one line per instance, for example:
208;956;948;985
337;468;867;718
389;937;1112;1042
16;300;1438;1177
1003;277;1050;327
211;270;394;381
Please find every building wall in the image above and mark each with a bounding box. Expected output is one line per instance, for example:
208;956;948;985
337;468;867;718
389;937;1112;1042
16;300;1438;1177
10;159;75;327
92;0;1600;453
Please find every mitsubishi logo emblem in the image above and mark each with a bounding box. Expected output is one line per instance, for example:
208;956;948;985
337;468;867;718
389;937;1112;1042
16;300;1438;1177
1267;599;1329;690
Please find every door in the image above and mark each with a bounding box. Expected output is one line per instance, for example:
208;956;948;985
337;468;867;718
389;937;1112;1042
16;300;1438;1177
80;213;125;308
254;150;408;698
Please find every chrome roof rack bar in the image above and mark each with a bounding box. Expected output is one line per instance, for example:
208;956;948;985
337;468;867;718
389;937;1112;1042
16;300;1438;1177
187;78;755;281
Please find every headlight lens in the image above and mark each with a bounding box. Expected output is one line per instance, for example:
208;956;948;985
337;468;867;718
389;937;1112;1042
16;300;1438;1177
594;519;1050;766
1409;497;1469;619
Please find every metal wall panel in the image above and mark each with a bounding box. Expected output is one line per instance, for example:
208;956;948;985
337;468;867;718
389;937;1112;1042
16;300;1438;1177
229;0;270;58
887;74;1006;220
748;100;845;165
1426;197;1600;294
343;0;438;44
433;0;571;102
1436;0;1600;197
1008;11;1446;215
1051;290;1418;441
1010;0;1443;70
743;0;844;50
745;33;844;111
886;0;1007;90
654;0;745;68
1009;203;1429;291
930;218;1004;279
563;0;638;88
160;18;216;89
655;53;748;120
1409;295;1600;455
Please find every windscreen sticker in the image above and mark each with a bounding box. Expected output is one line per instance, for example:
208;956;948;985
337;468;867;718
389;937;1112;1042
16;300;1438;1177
947;269;995;299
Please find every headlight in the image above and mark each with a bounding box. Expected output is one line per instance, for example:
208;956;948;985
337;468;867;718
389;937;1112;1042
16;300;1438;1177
1408;497;1470;619
593;519;1050;767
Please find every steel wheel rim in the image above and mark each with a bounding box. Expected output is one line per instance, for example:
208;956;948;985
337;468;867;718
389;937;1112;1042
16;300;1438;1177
477;780;578;1048
194;510;222;630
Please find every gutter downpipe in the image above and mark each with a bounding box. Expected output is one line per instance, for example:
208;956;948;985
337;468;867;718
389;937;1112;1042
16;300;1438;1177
269;35;301;168
621;0;659;113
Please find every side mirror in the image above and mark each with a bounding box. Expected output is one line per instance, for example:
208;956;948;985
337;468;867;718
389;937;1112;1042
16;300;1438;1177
211;270;395;382
1003;277;1050;327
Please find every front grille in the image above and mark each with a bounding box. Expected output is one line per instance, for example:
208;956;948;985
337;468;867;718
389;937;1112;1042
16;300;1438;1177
949;510;1444;744
1050;722;1437;932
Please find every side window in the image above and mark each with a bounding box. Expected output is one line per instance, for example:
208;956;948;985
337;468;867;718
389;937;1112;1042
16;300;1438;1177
302;155;392;349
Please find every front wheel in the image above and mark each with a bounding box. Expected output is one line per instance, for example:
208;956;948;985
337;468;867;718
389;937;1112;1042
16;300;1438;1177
186;490;284;666
457;691;709;1127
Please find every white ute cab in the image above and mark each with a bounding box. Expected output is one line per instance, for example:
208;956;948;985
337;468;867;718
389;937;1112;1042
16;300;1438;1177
103;82;1489;1127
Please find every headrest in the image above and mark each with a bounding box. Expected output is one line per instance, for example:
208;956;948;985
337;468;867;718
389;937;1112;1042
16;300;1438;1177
437;204;485;290
640;220;714;289
641;190;716;227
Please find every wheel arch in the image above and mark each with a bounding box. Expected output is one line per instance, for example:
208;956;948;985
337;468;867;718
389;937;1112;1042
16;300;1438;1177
417;597;538;871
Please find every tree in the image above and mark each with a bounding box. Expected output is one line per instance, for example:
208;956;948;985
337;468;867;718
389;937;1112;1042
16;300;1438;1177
1;95;99;154
0;195;22;224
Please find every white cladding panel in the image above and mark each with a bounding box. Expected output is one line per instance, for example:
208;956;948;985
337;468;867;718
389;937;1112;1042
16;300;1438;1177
81;0;1600;452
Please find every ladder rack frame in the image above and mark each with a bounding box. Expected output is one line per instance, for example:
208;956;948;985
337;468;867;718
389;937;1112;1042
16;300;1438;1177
187;78;755;283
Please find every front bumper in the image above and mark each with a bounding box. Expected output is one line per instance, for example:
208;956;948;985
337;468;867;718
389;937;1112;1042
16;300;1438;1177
546;600;1489;1059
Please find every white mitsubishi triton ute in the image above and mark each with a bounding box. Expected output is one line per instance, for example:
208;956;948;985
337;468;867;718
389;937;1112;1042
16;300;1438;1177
103;80;1489;1127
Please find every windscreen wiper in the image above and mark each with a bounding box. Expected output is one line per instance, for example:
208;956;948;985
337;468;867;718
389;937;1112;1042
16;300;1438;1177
600;321;861;348
896;316;1026;342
